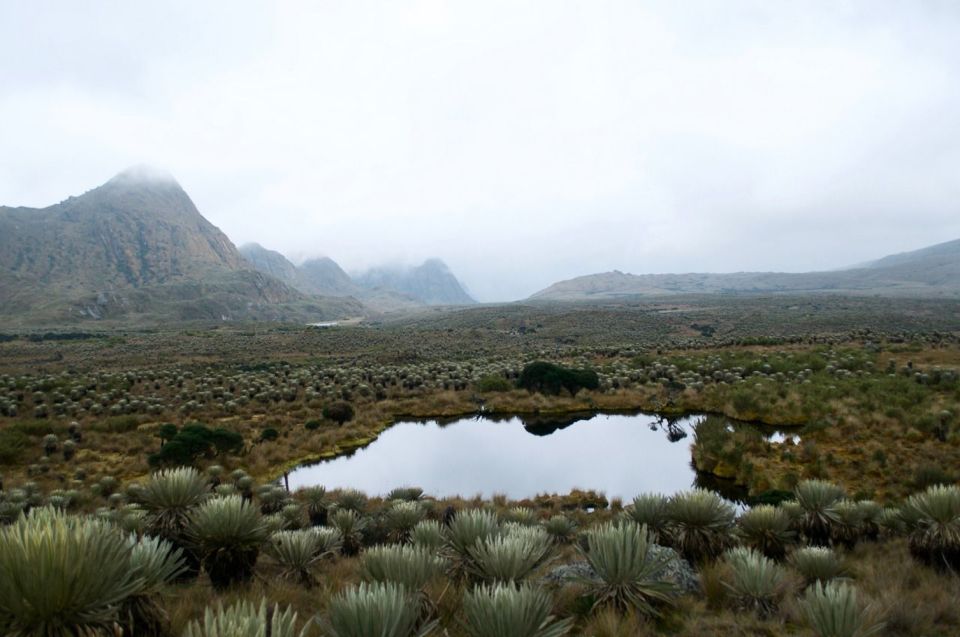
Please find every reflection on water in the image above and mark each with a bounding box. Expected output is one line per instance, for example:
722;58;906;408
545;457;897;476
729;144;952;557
286;412;763;501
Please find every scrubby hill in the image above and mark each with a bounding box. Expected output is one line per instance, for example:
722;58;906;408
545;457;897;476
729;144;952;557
531;238;960;301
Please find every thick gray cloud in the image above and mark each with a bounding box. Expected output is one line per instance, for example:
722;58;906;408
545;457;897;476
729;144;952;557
2;0;959;301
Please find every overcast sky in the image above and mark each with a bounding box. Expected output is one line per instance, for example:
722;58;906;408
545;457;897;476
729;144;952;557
2;1;959;301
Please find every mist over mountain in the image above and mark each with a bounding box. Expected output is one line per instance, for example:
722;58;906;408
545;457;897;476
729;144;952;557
530;238;960;301
0;168;362;324
240;243;474;309
354;259;475;306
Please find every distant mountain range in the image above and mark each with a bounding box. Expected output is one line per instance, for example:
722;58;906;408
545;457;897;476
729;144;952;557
0;167;472;324
530;239;960;301
238;244;475;310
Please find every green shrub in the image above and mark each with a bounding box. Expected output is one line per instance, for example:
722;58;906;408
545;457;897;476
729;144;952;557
259;428;279;442
579;521;677;616
476;375;513;393
517;361;599;396
0;429;29;465
148;424;243;468
462;583;573;637
323;401;356;425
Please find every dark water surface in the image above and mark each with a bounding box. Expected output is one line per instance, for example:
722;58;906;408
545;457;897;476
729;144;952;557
286;411;756;500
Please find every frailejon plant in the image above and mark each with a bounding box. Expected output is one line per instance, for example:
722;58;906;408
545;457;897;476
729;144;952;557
542;515;577;544
624;494;670;544
136;466;210;579
578;521;678;616
737;504;795;560
297;486;329;526
0;507;144;636
830;501;866;550
800;581;884;637
187;495;267;590
410;520;444;551
322;581;435;637
360;544;447;592
667;489;736;564
182;599;307;637
121;534;185;635
461;583;573;637
790;547;847;587
268;529;324;588
468;527;553;584
386;501;426;543
905;484;960;571
794;480;845;546
722;547;788;617
329;508;367;556
445;509;500;579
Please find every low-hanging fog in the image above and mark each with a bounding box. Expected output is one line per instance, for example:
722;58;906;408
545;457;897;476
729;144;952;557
2;1;959;302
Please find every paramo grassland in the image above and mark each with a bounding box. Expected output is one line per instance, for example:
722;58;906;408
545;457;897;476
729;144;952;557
1;296;959;636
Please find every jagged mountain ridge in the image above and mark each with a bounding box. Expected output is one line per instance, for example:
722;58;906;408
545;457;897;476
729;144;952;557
530;238;960;301
0;168;363;324
240;244;474;308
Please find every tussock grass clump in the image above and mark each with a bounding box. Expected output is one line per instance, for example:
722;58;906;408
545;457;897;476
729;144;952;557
468;527;553;584
790;546;847;587
461;583;573;637
187;495;267;590
721;547;788;617
579;521;677;616
667;489;736;564
322;581;435;637
905;484;960;571
795;480;845;546
0;507;144;636
182;599;305;637
737;504;795;560
624;494;670;544
360;544;447;591
800;581;884;637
